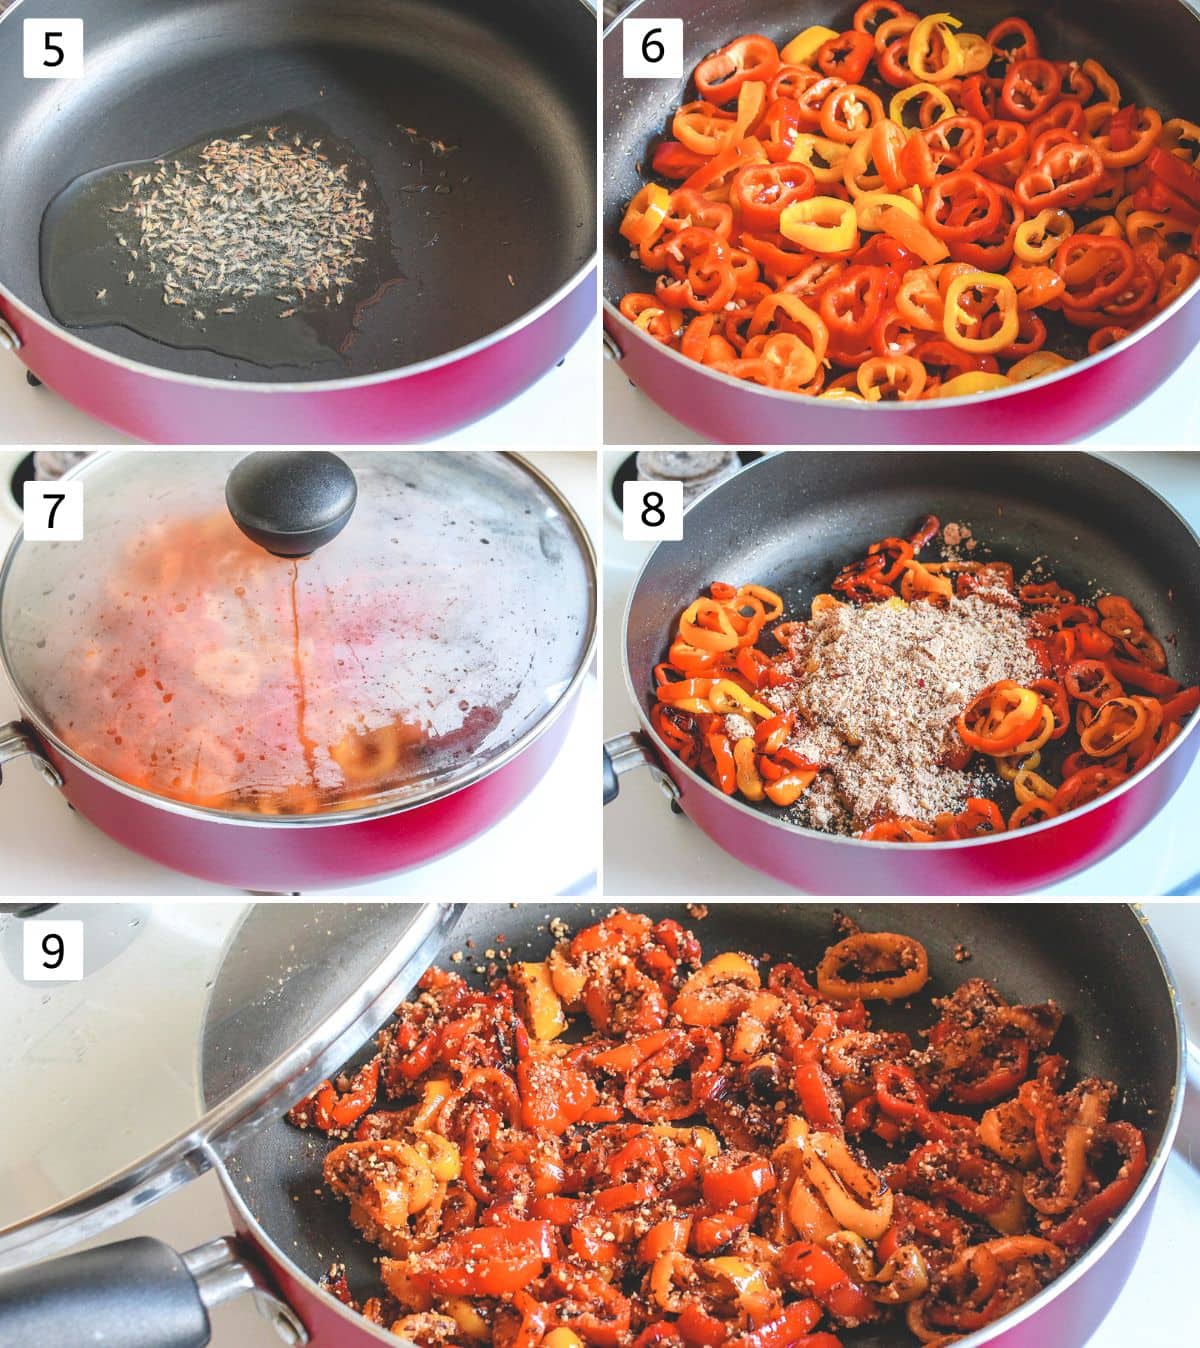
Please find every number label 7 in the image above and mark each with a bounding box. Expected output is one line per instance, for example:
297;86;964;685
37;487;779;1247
23;480;84;540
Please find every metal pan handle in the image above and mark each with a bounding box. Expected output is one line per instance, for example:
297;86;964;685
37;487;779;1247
0;1236;307;1348
0;721;63;789
603;731;680;807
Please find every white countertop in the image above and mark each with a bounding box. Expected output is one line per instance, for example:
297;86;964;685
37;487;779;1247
0;450;600;897
0;320;600;448
603;335;1200;445
603;450;1200;897
43;902;1200;1348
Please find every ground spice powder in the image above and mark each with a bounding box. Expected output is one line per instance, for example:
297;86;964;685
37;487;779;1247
775;594;1040;832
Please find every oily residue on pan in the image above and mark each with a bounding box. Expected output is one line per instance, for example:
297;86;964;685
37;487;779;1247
40;118;402;371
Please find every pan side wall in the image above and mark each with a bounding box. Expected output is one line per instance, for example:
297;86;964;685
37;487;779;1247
35;696;575;889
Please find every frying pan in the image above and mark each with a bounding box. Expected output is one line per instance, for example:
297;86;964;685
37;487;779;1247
0;902;1185;1348
604;452;1200;895
602;0;1200;444
0;0;596;443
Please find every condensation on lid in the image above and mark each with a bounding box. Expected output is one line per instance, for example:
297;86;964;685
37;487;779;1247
0;451;594;816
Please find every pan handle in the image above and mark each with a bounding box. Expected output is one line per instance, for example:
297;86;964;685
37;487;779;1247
0;1236;308;1348
0;720;63;789
603;731;680;807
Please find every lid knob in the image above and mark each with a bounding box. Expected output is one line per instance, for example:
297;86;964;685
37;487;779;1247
225;452;357;557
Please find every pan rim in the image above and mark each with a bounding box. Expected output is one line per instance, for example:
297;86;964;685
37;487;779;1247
601;0;1200;417
0;0;598;394
216;900;1187;1348
0;450;599;828
619;449;1200;856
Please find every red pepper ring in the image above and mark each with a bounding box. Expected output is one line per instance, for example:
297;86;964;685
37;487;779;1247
1001;58;1062;123
987;17;1040;64
1054;234;1136;308
925;171;1003;244
958;680;1045;755
1015;140;1104;211
817;29;876;84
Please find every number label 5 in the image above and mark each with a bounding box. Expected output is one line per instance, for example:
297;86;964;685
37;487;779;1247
622;18;684;80
23;480;84;540
623;480;684;541
23;18;84;79
22;920;85;982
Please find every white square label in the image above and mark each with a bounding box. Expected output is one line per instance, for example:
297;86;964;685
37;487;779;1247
23;920;84;981
623;18;684;80
23;480;84;540
623;480;684;541
24;18;84;79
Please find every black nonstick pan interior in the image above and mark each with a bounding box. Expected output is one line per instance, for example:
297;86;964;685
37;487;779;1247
220;901;1179;1348
0;0;595;383
604;0;1200;305
625;451;1200;726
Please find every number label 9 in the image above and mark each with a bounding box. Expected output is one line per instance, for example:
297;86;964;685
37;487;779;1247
623;18;684;80
23;19;84;79
23;480;84;540
623;480;684;541
22;920;85;981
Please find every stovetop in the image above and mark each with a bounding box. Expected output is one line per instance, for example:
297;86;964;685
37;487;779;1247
0;450;599;897
603;450;1200;898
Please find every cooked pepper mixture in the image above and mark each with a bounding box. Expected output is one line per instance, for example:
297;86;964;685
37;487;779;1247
618;7;1200;399
289;912;1149;1344
651;515;1198;839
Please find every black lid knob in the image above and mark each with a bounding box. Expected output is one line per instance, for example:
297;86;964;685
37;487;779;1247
225;452;357;557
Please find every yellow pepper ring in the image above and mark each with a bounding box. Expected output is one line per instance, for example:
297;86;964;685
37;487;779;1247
955;32;993;75
1008;353;1073;382
855;191;922;232
709;679;776;721
1013;208;1073;262
943;271;1020;355
890;83;956;128
788;134;852;184
619;183;671;246
908;12;964;83
781;25;839;66
780;196;859;254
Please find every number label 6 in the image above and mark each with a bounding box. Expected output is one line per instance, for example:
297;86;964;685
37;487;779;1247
622;18;684;80
23;19;84;79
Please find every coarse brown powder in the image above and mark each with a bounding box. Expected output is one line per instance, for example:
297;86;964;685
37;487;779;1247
774;594;1039;831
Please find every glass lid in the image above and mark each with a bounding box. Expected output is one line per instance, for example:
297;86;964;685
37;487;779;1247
0;901;460;1270
0;451;595;819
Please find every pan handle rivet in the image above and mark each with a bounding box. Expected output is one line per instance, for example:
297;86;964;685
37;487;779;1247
602;330;624;362
0;318;22;353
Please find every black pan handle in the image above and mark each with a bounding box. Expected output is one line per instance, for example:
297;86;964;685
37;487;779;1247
226;451;357;557
0;1238;210;1348
0;1237;308;1348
